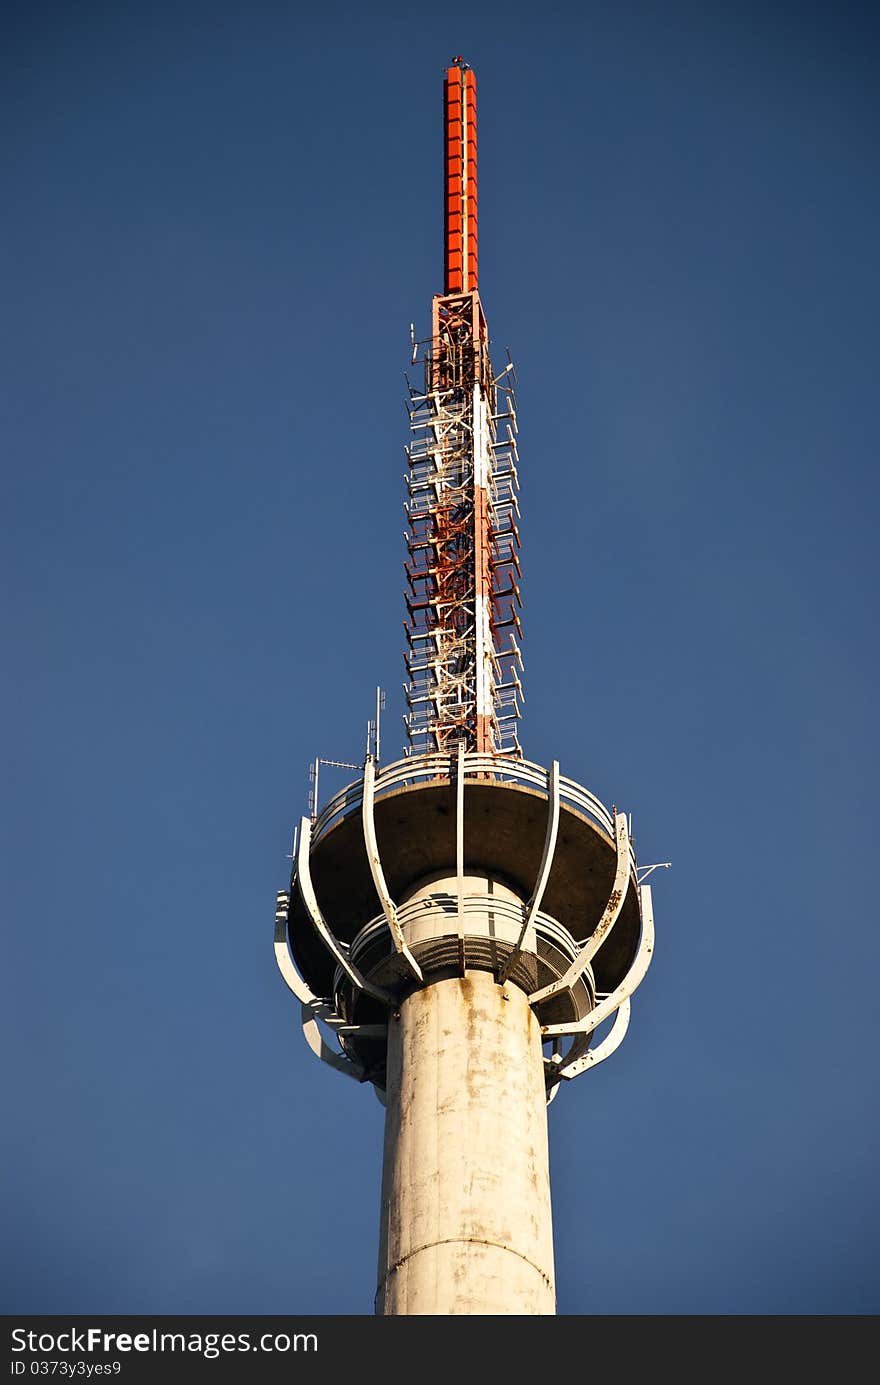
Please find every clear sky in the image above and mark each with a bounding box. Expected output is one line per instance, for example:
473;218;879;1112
3;0;878;1316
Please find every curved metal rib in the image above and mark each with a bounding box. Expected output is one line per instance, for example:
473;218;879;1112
274;890;386;1080
276;890;388;1033
274;890;320;1004
540;882;655;1043
543;1001;631;1090
529;809;630;1006
296;816;396;1004
498;759;559;985
560;1000;631;1079
362;758;423;983
301;1002;364;1080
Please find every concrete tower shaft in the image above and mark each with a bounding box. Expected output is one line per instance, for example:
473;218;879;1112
377;971;555;1315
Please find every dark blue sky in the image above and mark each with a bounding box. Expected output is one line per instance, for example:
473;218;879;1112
3;0;878;1315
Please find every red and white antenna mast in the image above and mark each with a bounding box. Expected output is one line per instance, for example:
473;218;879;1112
404;58;523;756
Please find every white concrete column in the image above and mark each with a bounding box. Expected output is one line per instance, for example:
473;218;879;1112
375;970;555;1315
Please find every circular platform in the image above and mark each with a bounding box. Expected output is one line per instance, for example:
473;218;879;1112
288;765;642;1004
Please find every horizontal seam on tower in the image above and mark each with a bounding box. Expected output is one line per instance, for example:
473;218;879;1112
377;1237;554;1294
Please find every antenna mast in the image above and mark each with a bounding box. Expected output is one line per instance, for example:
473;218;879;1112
404;59;522;756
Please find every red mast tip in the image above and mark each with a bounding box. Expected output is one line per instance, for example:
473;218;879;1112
443;61;477;295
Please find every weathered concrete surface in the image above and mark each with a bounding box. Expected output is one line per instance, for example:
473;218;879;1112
376;971;555;1315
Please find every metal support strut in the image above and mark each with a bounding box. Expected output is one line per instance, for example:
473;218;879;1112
529;808;630;1006
274;891;387;1082
543;883;655;1073
296;816;396;1004
362;757;424;983
499;759;559;984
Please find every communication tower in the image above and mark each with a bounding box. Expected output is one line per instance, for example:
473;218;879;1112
274;59;659;1316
